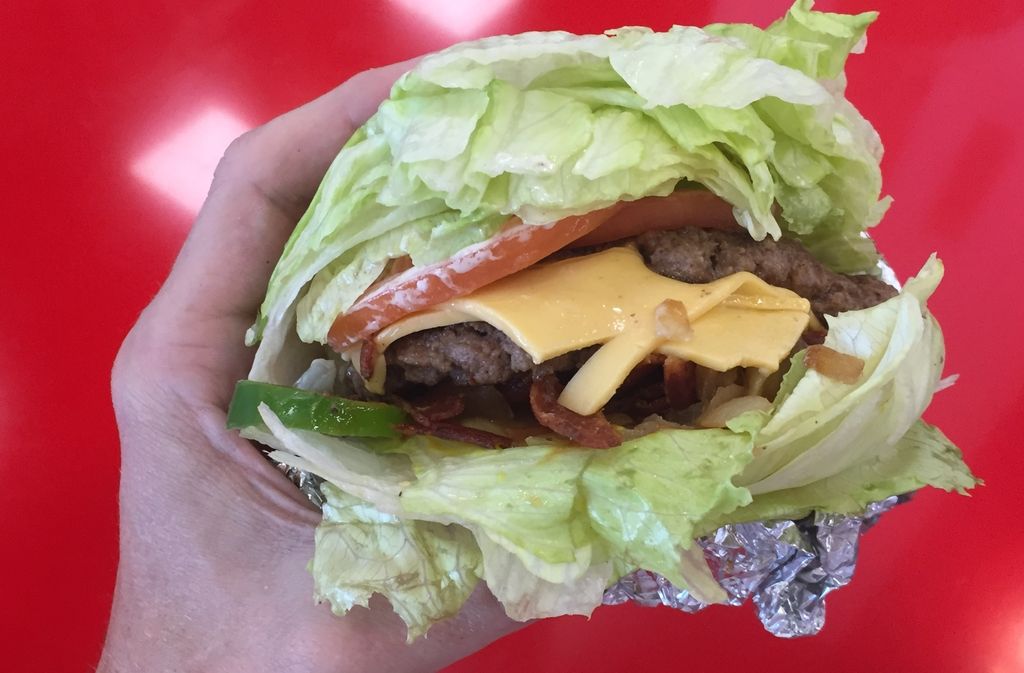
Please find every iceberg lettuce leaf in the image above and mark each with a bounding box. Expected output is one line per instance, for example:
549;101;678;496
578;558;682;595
312;483;481;641
718;421;979;527
581;428;755;601
249;1;889;357
739;257;946;493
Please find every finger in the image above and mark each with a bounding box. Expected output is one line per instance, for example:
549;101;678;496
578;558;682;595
160;58;416;319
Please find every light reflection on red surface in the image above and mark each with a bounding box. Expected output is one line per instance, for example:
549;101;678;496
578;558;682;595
132;107;250;214
389;0;516;37
984;609;1024;673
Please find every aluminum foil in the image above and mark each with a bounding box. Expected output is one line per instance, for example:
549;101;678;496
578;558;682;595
277;463;327;509
604;495;905;637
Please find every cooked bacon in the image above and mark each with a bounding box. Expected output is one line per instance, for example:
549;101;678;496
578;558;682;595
605;356;670;419
802;330;827;346
620;353;666;390
605;383;670;419
359;339;377;379
396;422;512;449
402;390;465;425
529;375;621;449
394;388;509;448
663;357;697;409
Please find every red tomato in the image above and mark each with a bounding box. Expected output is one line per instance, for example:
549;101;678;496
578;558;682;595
571;189;738;248
327;204;623;349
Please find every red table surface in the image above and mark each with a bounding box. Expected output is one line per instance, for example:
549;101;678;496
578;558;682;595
4;1;1023;671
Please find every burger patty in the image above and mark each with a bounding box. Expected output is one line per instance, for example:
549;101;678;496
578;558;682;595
386;228;897;388
387;322;595;387
635;227;897;318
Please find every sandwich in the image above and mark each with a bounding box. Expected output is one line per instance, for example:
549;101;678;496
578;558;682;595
228;0;978;639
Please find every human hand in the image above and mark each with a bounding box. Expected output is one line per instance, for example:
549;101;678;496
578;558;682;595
101;61;520;673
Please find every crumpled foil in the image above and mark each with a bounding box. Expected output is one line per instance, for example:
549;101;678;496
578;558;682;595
603;495;906;637
278;464;327;509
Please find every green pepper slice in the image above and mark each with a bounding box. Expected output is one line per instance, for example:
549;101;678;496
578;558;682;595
226;380;407;438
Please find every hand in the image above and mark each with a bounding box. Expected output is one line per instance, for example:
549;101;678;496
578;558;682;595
101;61;520;673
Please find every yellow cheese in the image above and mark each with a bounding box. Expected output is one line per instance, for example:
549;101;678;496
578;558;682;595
373;247;811;413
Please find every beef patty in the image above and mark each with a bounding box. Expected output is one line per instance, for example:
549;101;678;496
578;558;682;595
635;227;896;318
385;227;896;388
386;323;595;387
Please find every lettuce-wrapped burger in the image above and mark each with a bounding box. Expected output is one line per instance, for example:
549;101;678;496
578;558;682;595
228;0;978;639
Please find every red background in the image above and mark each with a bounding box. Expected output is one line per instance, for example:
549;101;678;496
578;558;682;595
4;1;1023;671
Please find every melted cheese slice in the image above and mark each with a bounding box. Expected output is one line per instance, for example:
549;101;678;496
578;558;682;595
371;247;811;414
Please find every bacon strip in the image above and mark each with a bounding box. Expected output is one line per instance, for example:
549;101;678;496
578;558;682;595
529;376;621;449
402;391;466;426
663;357;697;409
396;422;512;449
359;339;377;379
619;353;666;390
395;389;511;448
802;330;827;346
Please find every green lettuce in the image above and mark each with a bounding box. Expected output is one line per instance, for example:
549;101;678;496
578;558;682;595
474;533;613;621
738;256;947;493
248;0;891;378
581;426;757;602
397;441;596;575
706;0;876;81
719;421;978;526
262;412;772;635
312;484;481;641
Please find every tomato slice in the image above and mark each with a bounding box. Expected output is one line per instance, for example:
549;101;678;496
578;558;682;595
570;189;738;248
327;204;623;350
